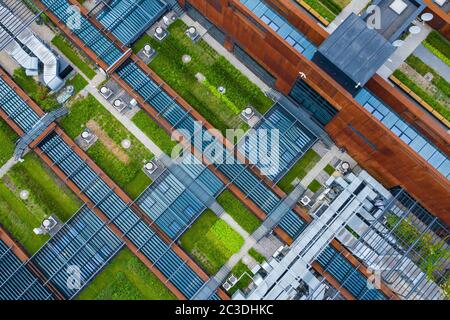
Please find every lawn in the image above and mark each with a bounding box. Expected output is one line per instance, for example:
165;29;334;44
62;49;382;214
133;20;273;134
51;34;96;79
66;74;88;95
0;153;81;254
132;110;178;156
180;210;244;275
394;55;449;122
60;94;153;196
217;190;261;234
307;179;322;193
299;0;350;23
423;31;450;67
227;261;253;296
324;164;335;175
77;248;177;300
248;248;265;264
13;68;59;111
0;120;17;166
277;149;320;193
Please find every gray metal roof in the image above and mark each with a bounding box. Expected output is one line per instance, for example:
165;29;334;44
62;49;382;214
318;14;395;86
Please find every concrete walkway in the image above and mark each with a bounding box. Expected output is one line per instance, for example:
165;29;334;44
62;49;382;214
377;21;432;79
413;44;450;82
326;0;371;33
85;83;164;158
181;14;270;93
0;157;19;178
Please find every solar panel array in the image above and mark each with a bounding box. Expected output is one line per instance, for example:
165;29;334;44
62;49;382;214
239;0;317;59
41;0;123;66
37;131;208;299
136;163;223;239
116;61;308;239
238;104;317;182
97;0;168;45
316;246;386;300
356;89;450;180
29;206;124;299
0;239;54;300
0;77;41;132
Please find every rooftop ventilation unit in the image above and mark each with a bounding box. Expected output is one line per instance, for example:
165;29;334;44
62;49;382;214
223;282;232;291
154;26;168;41
145;161;158;174
113;99;127;112
241;107;255;120
143;44;155;57
100;86;113;99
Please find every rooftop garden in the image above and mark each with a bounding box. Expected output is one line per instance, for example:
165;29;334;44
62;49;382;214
277;149;321;193
77;248;177;300
133;20;273;134
393;55;449;122
296;0;351;24
423;31;450;67
227;260;253;296
216;190;261;234
60;94;153;198
386;213;450;298
132;110;178;156
13;68;88;112
180;210;244;275
51;34;96;79
248;248;266;264
0;153;81;254
0;120;17;167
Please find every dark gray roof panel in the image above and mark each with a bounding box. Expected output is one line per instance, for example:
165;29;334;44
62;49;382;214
318;14;395;86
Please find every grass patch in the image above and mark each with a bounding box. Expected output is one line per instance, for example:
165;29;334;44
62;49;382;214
423;31;450;67
393;69;450;122
217;190;261;234
124;170;152;200
248;248;265;264
0;154;81;254
60;94;153;192
51;34;96;79
77;248;177;300
227;261;253;296
134;20;273;133
180;210;244;275
307;179;322;193
0;120;17;166
302;0;337;22
132;110;178;156
66;74;88;95
324;164;335;175
277;149;320;193
13;68;59;111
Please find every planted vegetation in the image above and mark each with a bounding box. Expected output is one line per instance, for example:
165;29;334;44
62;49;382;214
423;31;450;67
78;249;177;300
278;149;321;193
51;34;96;79
133;20;272;133
217;190;261;234
394;55;449;122
0;154;81;254
60;94;153;196
180;210;244;274
0;120;17;166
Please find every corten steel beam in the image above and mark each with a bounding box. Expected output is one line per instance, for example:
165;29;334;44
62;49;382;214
0;225;65;300
182;0;450;227
423;0;450;40
0;71;229;301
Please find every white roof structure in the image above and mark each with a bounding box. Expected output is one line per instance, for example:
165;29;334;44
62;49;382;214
0;4;64;91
